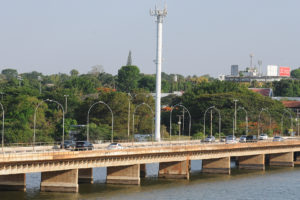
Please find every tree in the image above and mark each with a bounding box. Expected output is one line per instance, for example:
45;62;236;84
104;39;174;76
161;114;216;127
291;68;300;79
1;68;18;80
117;65;140;92
138;75;155;92
127;50;132;66
70;69;79;77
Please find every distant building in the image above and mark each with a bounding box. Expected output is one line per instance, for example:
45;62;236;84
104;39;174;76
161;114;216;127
231;65;239;76
281;101;300;113
267;65;278;76
218;75;225;81
225;76;289;83
248;88;273;97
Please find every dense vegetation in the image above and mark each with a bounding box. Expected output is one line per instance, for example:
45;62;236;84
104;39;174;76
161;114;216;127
0;65;296;145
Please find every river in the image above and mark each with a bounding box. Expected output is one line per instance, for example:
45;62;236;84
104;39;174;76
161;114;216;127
1;160;300;200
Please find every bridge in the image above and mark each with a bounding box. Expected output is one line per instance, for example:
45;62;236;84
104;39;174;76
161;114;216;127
1;139;300;192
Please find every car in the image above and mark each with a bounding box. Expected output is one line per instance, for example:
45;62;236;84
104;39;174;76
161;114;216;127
246;135;257;143
204;136;216;143
226;135;237;144
60;140;75;149
239;135;247;143
273;136;284;142
106;143;123;150
75;141;94;151
259;134;268;140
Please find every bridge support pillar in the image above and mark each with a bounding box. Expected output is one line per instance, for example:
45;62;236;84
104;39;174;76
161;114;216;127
158;160;190;179
202;157;230;174
79;168;93;184
106;164;141;185
238;154;265;170
0;173;26;191
269;152;294;167
40;169;78;192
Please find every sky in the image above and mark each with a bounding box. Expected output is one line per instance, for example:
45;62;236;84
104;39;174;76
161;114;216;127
0;0;299;77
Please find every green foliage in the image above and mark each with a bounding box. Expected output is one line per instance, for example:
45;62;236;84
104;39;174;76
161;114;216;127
291;68;300;79
75;123;111;142
117;65;140;92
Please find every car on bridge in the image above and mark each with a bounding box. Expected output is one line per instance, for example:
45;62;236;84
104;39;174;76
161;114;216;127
239;135;247;143
60;140;76;149
273;136;284;142
246;135;257;143
204;136;215;143
226;135;237;144
259;134;268;140
75;141;94;151
107;143;123;150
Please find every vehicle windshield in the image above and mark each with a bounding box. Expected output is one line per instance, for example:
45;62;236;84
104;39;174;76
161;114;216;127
109;143;118;145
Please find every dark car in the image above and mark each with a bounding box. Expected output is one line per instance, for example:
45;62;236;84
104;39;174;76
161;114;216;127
60;140;75;149
246;135;257;143
75;141;94;151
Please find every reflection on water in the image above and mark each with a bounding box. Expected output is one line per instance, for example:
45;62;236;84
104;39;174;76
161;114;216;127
1;160;300;200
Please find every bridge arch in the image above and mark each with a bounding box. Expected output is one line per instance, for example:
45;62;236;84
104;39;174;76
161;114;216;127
87;101;114;142
203;106;221;139
169;104;192;138
34;99;65;148
132;102;154;139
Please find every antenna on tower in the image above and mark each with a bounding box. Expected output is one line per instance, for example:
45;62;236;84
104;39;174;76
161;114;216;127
250;53;254;69
258;60;262;76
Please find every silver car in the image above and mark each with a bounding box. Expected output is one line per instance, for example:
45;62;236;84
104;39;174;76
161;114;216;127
239;135;247;143
259;134;268;140
226;135;237;144
204;136;216;143
107;143;123;150
273;136;284;142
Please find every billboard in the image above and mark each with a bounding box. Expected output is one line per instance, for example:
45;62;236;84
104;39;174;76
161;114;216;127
279;67;290;77
267;65;278;76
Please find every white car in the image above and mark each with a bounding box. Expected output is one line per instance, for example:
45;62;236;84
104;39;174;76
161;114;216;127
226;135;237;144
259;134;268;140
106;143;123;150
239;135;247;143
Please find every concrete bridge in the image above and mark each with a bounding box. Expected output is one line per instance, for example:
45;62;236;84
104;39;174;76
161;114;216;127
1;139;300;192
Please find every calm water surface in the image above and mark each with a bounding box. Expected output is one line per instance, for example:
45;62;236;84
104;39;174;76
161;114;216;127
1;160;300;200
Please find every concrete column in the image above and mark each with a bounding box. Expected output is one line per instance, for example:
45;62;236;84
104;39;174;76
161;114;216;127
140;164;146;178
78;168;93;184
0;173;26;191
106;164;141;185
158;160;190;179
294;152;300;165
238;154;265;170
40;169;78;192
202;157;231;174
269;152;294;167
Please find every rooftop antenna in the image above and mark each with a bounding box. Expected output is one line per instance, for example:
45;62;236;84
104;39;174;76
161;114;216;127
150;4;167;141
258;60;262;76
250;53;254;69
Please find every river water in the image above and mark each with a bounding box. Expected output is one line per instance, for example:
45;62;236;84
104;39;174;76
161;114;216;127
1;160;300;200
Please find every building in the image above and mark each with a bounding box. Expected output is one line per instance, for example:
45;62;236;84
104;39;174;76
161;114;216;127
248;88;273;97
281;101;300;114
231;65;239;76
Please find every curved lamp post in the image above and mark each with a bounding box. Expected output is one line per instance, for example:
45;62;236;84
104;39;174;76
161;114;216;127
257;108;271;137
87;101;114;142
34;99;64;149
132;103;154;140
169;104;192;138
281;109;293;135
0;102;4;152
203;106;221;139
237;107;248;135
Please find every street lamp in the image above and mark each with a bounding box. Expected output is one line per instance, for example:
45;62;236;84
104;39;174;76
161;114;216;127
132;102;154;140
237;107;248;135
87;101;114;142
64;95;69;114
33;99;65;149
169;104;192;138
280;109;293;136
258;108;271;137
203;106;221;140
233;99;239;133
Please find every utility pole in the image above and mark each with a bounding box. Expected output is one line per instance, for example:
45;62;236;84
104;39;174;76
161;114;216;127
297;109;299;136
177;115;182;139
234;99;239;134
182;108;185;135
150;5;167;141
210;109;213;137
64;95;69;114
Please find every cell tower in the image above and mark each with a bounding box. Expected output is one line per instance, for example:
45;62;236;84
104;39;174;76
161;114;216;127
250;53;254;69
150;5;167;141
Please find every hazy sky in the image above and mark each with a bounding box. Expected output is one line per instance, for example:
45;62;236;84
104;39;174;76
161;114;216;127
0;0;299;77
